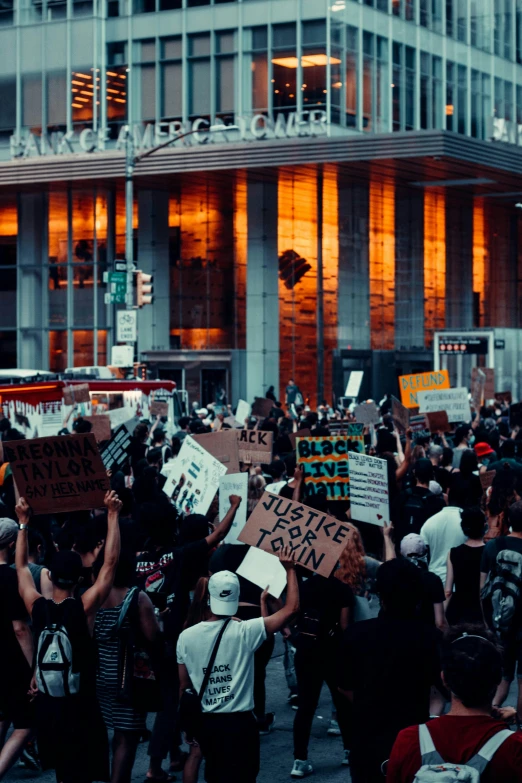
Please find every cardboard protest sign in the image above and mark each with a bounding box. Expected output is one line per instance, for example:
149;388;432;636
192;430;241;475
101;423;134;471
83;415;111;443
251;397;273;419
399;370;450;408
471;367;495;401
348;452;389;526
220;472;248;544
347;423;365;453
471;368;486;410
39;402;63;438
237;429;273;465
235;399;252;424
223;415;243;429
495;391;512;406
425;410;450;433
63;383;90;405
289;428;311;451
418;387;471;424
480;470;496;494
354;402;380;426
162;436;227;516
236;547;287;599
238;492;352;577
4;433;110;514
409;413;429;434
391;396;410;433
150;400;169;417
296;436;349;501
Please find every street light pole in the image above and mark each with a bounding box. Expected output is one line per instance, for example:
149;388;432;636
124;123;238;311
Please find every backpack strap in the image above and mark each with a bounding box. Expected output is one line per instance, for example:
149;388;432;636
198;619;231;701
115;587;140;633
465;729;513;775
418;724;445;767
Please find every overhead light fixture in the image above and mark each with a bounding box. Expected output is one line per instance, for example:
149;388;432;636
271;54;342;69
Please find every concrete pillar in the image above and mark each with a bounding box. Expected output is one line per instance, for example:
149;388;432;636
446;197;474;328
137;190;170;355
337;181;370;350
246;178;279;402
18;193;47;369
395;187;424;350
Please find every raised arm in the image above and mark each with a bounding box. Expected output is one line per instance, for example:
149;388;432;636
263;546;299;635
395;430;412;483
292;465;304;502
382;520;396;562
205;495;242;548
82;490;122;619
14;497;42;616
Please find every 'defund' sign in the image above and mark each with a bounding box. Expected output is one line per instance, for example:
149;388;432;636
398;370;450;408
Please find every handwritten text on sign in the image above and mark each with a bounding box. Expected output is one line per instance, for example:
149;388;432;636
348;452;389;526
398;370;450;408
237;430;273;464
296;436;349;501
238;492;351;577
3;433;110;514
417;387;471;423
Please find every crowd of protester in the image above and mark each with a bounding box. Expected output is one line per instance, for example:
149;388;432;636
0;381;522;783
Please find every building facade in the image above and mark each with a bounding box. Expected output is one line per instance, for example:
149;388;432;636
1;0;522;405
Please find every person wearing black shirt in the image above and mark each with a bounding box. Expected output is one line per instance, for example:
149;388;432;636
290;573;355;778
393;459;445;548
338;559;441;783
135;496;242;783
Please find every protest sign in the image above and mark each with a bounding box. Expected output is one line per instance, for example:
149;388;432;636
162;436;227;516
192;430;241;475
409;413;428;434
347;423;365;453
219;472;248;544
296;436;349;501
354;402;380;426
63;383;90;405
418;387;471;424
391;396;410;433
150;400;169;417
101;423;134;471
495;391;512;406
237;429;273;465
236;547;287;599
236;399;252;424
224;415;243;429
471;368;495;400
251;397;273;419
398;370;450;408
480;470;496;495
348;452;389;526
108;407;139;429
289;428;311;451
83;415;111;443
238;492;352;578
39;402;63;438
4;433;110;515
345;370;364;398
470;368;486;410
425;410;450;433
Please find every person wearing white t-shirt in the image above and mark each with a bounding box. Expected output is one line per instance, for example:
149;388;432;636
420;506;466;583
177;546;299;783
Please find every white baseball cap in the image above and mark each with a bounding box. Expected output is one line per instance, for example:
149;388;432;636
208;570;240;616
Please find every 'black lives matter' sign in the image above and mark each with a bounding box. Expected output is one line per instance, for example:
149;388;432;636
237;429;273;465
4;433;110;514
238;492;350;578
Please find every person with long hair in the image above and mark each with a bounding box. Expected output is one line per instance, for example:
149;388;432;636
336;524;381;622
247;474;266;517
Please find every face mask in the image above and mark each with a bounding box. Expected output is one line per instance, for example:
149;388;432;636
468;435;475;446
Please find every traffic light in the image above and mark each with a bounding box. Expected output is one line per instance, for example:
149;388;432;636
136;270;154;306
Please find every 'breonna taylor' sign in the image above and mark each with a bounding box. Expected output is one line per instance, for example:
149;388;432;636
238;492;351;578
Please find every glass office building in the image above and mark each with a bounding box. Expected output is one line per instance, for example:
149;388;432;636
1;0;522;404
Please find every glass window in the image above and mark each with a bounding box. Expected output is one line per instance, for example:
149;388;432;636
47;71;67;130
457;0;467;41
159;0;182;7
273;23;296;49
302;20;326;45
0;198;17;331
216;31;235;54
0;332;16;368
71;69;97;132
0;0;13;26
243;27;267;114
216;57;234;115
494;0;502;55
482;74;491;137
73;0;93;17
252;26;268;50
420;52;430;128
139;41;156;122
495;76;504;118
0;77;16;140
446;61;454;130
432;56;442;128
272;24;297;117
517;84;522;124
346;26;357;128
189;34;211;57
49;331;67;373
392;42;401;131
457;64;466;133
162;37;182;59
405;46;415;130
106;64;127;135
517;0;522;64
505;0;513;59
134;0;155;13
23;74;42;132
162;63;182;119
471;69;481;137
505;80;513;121
302;21;329;116
189;61;211;116
446;0;454;36
432;0;443;31
420;0;429;26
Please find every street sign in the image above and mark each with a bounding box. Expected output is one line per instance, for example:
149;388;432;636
117;310;137;343
104;271;127;304
111;345;134;367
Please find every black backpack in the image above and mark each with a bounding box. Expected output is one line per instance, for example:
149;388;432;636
481;544;522;635
402;489;431;535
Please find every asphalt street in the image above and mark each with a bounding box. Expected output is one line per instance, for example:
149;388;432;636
6;634;518;783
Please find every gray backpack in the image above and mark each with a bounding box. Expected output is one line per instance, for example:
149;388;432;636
413;724;513;782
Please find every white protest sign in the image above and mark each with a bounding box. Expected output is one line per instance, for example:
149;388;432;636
108;407;138;429
116;310;137;343
348;452;389;526
163;435;227;516
39;403;63;437
219;472;248;544
236;547;287;599
235;399;252;424
111;344;134;367
417;387;471;423
345;370;364;398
